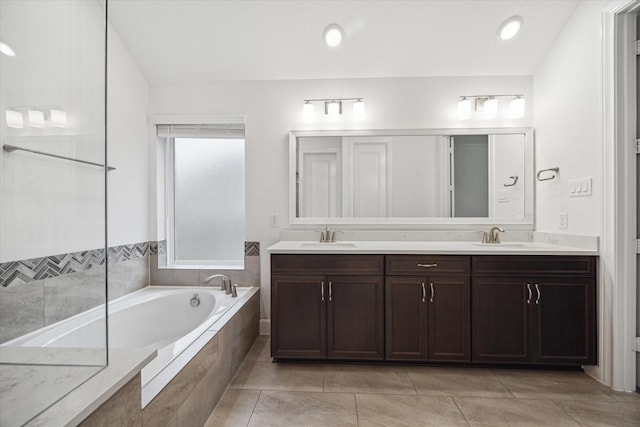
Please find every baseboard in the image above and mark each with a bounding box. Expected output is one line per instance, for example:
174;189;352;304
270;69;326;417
259;319;270;335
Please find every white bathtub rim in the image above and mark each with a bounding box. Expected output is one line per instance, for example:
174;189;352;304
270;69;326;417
141;286;259;408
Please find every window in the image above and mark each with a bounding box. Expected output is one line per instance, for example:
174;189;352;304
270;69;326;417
158;123;245;268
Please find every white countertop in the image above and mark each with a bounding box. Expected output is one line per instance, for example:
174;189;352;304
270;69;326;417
267;240;598;256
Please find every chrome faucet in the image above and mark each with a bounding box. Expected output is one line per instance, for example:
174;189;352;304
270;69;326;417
488;226;505;243
204;274;232;294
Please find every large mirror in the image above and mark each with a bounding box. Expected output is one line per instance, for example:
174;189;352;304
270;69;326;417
289;128;533;226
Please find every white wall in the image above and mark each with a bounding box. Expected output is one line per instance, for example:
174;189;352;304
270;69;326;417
149;76;532;318
533;1;610;235
107;21;150;247
0;0;151;262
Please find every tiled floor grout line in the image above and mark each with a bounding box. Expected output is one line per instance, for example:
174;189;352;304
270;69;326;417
547;399;585;427
353;393;360;427
491;371;518;399
451;396;472;427
244;389;262;427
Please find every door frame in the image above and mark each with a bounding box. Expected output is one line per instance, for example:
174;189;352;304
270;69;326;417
600;0;639;392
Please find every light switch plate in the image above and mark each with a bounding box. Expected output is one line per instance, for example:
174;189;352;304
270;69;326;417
569;178;592;197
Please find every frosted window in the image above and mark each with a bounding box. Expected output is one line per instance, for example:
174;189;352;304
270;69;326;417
173;138;245;267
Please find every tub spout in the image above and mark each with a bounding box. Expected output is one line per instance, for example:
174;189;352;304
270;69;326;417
204;274;232;293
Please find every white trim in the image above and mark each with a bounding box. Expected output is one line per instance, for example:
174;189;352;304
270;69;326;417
259;319;271;335
288;128;534;228
598;0;638;392
150;114;246;125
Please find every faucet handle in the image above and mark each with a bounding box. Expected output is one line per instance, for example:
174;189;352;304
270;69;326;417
478;231;490;243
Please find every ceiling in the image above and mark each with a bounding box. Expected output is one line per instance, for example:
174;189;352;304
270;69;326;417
108;0;579;86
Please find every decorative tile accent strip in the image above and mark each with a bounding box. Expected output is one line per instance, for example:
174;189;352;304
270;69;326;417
245;241;260;256
1;241;149;288
2;240;260;287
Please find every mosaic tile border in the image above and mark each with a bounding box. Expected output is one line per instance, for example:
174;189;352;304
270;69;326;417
1;240;259;287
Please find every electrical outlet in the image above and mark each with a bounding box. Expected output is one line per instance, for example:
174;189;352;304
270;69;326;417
269;214;278;228
559;213;568;230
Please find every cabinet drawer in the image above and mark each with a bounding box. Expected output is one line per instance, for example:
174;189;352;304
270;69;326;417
472;256;596;277
386;255;470;275
271;254;384;275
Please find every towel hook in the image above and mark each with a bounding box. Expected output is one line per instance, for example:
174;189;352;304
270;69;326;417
503;176;519;187
536;167;559;181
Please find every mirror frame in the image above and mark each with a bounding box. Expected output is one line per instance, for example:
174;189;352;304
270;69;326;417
289;127;534;228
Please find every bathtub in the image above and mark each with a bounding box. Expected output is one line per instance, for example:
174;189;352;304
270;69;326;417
3;286;254;386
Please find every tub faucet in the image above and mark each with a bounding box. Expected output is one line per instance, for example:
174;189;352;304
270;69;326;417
204;274;232;294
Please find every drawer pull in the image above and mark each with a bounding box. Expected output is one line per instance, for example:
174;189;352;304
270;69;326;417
417;263;438;268
421;283;426;303
526;283;532;304
329;282;333;301
535;283;540;305
429;282;434;303
321;282;325;301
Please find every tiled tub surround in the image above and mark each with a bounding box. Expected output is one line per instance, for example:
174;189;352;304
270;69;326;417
4;287;259;426
81;288;260;426
0;240;260;343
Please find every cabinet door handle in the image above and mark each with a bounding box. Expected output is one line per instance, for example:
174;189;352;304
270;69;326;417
535;283;540;305
417;263;438;268
321;282;325;301
421;283;426;303
429;282;434;303
526;283;532;304
329;281;332;301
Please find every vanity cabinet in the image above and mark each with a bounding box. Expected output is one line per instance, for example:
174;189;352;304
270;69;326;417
471;256;596;365
385;256;471;362
271;254;385;360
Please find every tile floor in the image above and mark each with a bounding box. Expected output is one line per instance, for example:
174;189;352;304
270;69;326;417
204;336;640;427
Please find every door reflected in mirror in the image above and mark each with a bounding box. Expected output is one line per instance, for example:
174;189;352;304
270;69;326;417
291;129;533;225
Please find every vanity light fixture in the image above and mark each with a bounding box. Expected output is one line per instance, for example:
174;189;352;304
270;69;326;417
497;15;523;41
5;110;23;128
28;109;45;128
301;97;365;122
323;24;344;48
457;94;525;120
6;106;69;128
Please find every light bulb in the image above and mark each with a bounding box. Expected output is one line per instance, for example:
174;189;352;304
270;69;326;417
28;110;45;128
498;16;523;41
353;99;365;120
457;98;471;120
50;109;67;128
5;110;23;128
510;97;525;119
483;98;498;119
326;101;341;121
302;102;314;123
0;41;16;57
323;24;344;48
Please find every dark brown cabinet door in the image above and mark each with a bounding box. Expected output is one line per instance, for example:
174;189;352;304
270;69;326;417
472;277;530;363
271;275;326;359
428;276;471;362
532;278;596;364
327;275;384;360
385;276;428;361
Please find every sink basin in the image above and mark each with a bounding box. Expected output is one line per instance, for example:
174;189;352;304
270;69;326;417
472;243;527;248
299;242;358;248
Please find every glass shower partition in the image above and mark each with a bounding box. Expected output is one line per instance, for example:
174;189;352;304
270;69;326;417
0;0;108;425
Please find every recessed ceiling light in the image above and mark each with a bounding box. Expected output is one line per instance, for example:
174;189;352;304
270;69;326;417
497;16;523;41
0;41;16;57
323;24;344;48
